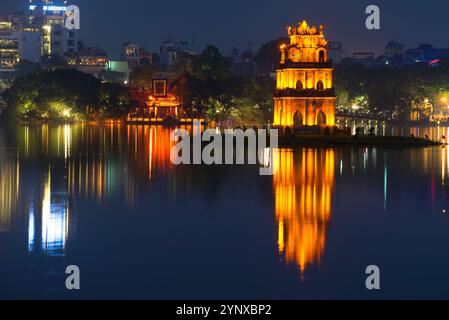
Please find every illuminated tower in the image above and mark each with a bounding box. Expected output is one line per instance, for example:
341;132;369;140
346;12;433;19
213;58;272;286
274;20;335;127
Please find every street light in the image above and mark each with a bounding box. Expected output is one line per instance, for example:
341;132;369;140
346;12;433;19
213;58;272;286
62;109;71;117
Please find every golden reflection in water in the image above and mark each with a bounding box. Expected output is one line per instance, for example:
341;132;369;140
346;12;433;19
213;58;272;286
67;154;108;202
273;148;335;277
15;124;180;206
0;153;20;232
441;145;449;187
127;125;173;174
66;123;122;202
125;125;174;206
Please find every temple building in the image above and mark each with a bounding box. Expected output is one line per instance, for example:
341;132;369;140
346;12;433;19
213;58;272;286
127;79;182;123
274;20;335;127
145;79;181;119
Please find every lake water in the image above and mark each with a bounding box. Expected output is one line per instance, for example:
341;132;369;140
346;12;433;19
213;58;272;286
1;123;449;299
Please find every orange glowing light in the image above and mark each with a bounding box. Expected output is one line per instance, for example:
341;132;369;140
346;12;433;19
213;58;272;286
273;148;334;277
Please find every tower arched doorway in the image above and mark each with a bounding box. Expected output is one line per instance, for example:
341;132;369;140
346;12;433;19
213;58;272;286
316;80;324;90
317;111;327;125
293;111;304;128
296;80;304;90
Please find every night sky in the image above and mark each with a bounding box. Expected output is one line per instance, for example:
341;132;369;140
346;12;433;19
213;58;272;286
1;0;449;59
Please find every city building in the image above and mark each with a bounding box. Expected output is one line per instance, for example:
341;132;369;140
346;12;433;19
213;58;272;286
4;13;42;63
139;49;152;66
404;44;449;64
348;42;449;68
328;41;343;64
0;19;43;81
104;60;130;84
274;20;335;128
121;43;155;69
231;46;256;75
0;21;20;81
159;38;196;70
66;47;108;78
121;43;141;69
28;0;78;56
385;40;404;58
17;26;42;62
0;0;79;81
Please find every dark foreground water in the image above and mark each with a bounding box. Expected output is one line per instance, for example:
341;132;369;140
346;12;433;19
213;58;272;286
0;124;449;299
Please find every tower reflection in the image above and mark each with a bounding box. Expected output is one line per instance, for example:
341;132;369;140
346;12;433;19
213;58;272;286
273;148;335;277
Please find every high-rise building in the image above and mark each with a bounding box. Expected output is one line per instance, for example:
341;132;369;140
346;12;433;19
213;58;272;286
0;21;20;80
121;43;154;71
231;46;256;75
274;20;335;127
0;1;82;82
328;41;343;64
7;1;80;58
121;43;141;69
159;39;196;69
28;0;78;56
385;40;404;58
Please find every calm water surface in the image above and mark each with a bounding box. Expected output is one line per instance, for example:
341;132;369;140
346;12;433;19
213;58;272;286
0;124;449;299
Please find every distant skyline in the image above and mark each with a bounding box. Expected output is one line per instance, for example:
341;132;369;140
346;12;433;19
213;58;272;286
1;0;449;59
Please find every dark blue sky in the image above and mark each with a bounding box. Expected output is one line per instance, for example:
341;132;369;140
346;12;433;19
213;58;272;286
1;0;449;58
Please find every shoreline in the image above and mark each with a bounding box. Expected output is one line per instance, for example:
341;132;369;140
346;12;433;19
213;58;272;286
278;135;442;147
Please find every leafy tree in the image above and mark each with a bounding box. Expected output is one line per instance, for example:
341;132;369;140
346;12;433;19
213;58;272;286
172;45;275;124
333;59;449;121
255;37;288;74
130;64;160;89
190;45;231;82
96;82;133;119
1;69;132;122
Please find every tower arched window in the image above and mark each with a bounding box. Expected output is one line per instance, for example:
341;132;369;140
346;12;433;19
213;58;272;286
317;111;327;125
293;111;304;127
296;80;304;90
318;50;325;63
316;80;324;90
